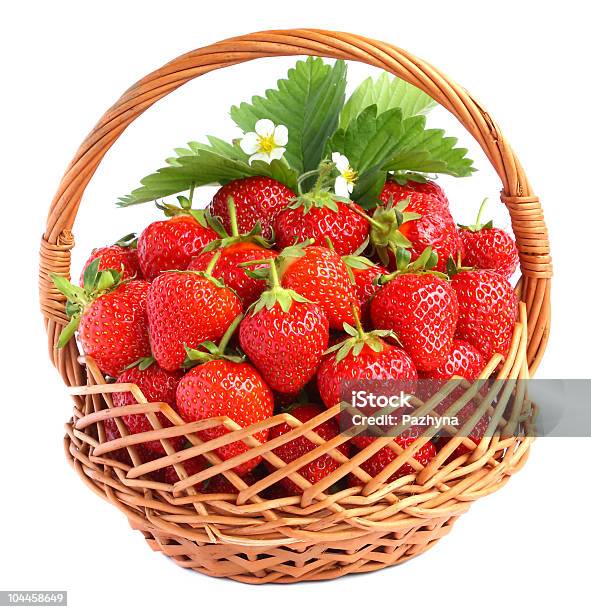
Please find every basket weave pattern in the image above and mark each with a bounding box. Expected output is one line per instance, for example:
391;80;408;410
40;29;551;584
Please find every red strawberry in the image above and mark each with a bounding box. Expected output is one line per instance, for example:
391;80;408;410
370;184;462;271
274;200;369;256
278;245;359;329
206;472;256;494
379;176;449;210
317;312;417;412
370;248;458;371
208;176;294;240
53;264;151;377
162;455;208;486
188;198;278;308
419;339;485;379
433;394;491;462
80;234;141;285
239;259;329;394
342;254;388;322
459;200;518;279
176;317;274;475
349;426;436;486
137;207;217;280
112;359;184;455
267;404;351;495
451;269;518;362
274;158;369;255
447;403;490;461
103;416;166;481
147;254;242;371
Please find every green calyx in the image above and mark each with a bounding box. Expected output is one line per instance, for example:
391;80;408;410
290;159;351;214
379;246;447;283
340;237;376;285
445;250;473;278
202;197;272;252
125;356;156;371
156;183;208;228
458;198;494;232
247;257;310;315
389;171;430;186
51;259;122;348
325;305;396;363
360;197;421;266
183;314;245;368
114;232;138;248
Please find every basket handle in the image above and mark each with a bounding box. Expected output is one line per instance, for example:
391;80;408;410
39;29;551;382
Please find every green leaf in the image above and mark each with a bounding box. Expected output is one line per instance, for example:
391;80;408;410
231;57;347;175
57;315;80;349
340;72;436;130
118;137;297;207
327;106;475;208
82;258;100;292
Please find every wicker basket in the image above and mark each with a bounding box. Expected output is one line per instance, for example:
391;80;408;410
39;29;552;584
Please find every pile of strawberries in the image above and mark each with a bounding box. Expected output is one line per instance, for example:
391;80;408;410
53;168;519;496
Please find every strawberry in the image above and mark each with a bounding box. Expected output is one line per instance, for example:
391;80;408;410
208;176;295;240
239;259;329;394
278;244;359;329
419;339;485;379
273;163;369;256
137;199;217;281
112;359;184;455
348;426;437;486
188;198;277;308
162;455;209;486
459;200;519;279
447;403;490;461
267;404;351;495
176;316;274;475
103;416;167;481
379;176;449;210
52;262;151;377
80;234;141;285
368;184;462;270
370;248;458;371
342;253;388;323
317;310;417;412
274;200;369;256
450;268;518;362
205;472;256;494
147;253;242;371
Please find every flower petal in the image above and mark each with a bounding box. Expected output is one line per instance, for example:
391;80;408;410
334;176;349;197
255;118;275;137
240;132;260;155
249;152;271;164
269;147;286;162
273;124;289;146
332;152;350;173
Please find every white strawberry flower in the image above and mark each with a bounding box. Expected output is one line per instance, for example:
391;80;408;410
332;152;358;197
240;119;288;165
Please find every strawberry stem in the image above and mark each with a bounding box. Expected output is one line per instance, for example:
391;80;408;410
218;314;244;354
475;197;488;227
351;303;365;338
205;250;222;276
227;197;239;237
268;258;281;290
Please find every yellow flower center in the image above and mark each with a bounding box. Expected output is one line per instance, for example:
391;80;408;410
257;135;276;154
342;167;358;184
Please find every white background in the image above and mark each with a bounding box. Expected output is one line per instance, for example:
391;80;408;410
2;1;589;610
